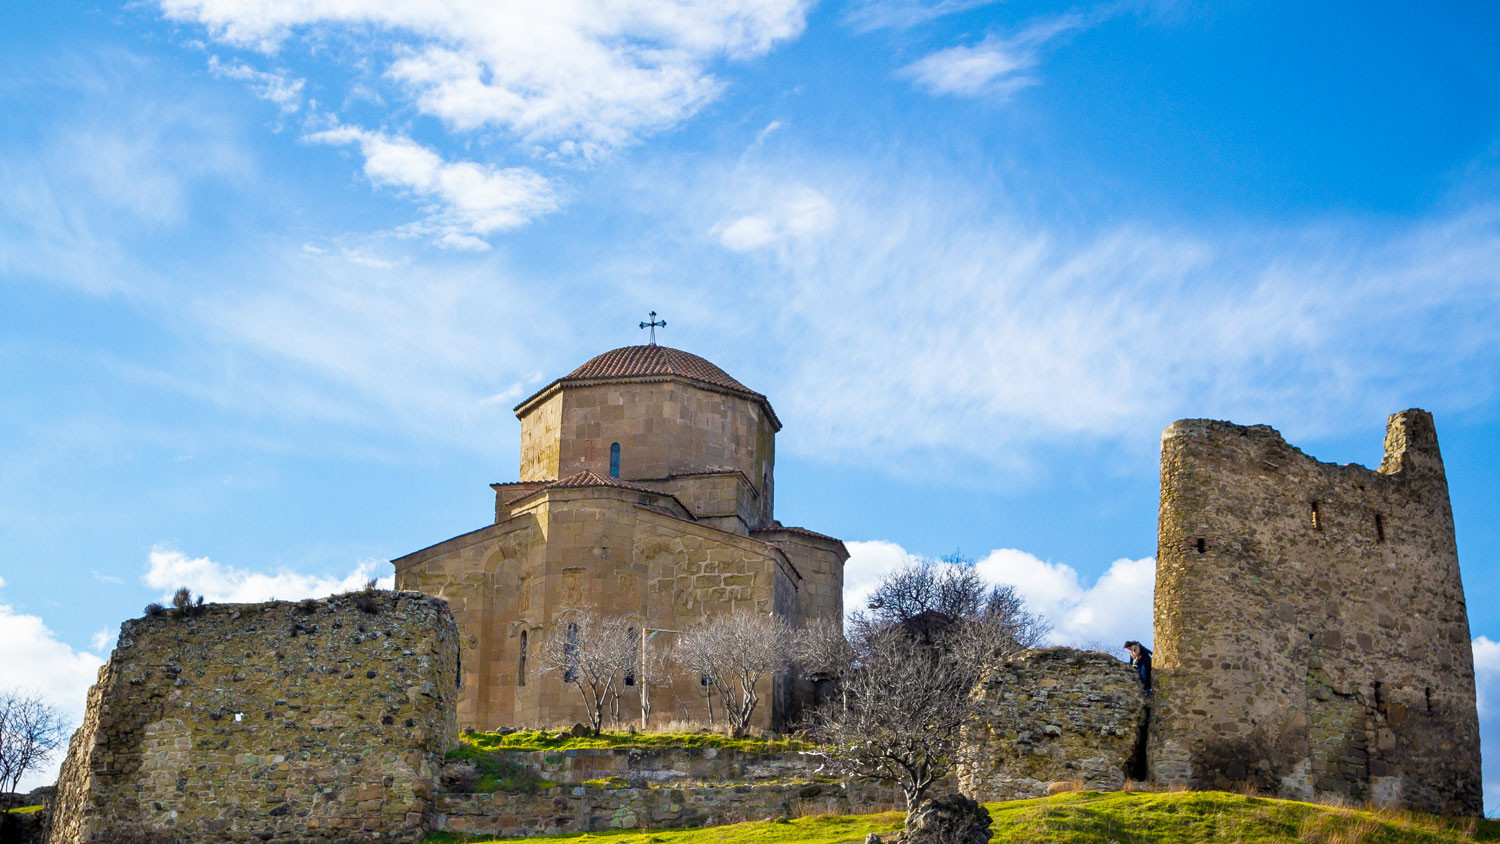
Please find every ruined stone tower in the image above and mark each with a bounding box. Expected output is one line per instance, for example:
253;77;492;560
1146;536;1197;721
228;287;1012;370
1149;409;1481;816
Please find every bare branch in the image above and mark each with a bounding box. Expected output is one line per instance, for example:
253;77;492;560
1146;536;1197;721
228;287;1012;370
536;608;636;735
675;610;791;737
0;689;69;795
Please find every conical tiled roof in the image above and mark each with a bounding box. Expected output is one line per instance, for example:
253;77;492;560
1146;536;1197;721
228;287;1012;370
564;345;752;394
514;345;778;428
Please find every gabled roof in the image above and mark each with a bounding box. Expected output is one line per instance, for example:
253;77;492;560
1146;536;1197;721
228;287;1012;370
513;345;780;430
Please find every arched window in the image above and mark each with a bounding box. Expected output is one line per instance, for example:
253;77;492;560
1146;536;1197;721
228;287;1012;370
517;630;528;687
563;622;579;683
609;443;621;478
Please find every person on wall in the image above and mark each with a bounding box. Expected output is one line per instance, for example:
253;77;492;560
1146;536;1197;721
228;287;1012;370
1124;640;1152;693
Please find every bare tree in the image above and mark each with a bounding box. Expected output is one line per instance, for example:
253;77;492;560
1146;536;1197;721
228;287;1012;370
675;610;791;737
791;617;856;713
0;689;68;795
851;553;1049;680
802;628;974;815
802;555;1051;819
537;608;636;735
635;635;676;727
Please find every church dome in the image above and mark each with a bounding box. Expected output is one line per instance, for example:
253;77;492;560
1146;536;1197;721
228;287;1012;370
564;345;754;395
514;344;778;430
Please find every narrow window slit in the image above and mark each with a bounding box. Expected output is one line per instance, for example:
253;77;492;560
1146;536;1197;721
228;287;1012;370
1195;537;1206;554
517;630;528;687
1310;501;1321;530
1375;513;1386;543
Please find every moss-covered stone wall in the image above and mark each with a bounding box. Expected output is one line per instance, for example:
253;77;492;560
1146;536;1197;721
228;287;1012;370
959;647;1146;801
46;592;460;844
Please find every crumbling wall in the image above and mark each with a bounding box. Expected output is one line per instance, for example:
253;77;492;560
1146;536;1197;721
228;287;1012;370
958;647;1146;801
1149;409;1481;816
47;592;460;844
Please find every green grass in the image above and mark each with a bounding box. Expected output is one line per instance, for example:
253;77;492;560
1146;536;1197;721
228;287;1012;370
455;729;813;754
3;805;43;815
422;790;1500;844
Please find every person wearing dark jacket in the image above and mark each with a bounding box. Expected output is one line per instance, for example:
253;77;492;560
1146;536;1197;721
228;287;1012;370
1124;640;1152;692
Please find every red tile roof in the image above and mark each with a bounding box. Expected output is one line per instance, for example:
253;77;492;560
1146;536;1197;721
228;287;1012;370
504;470;669;505
514;345;780;430
565;345;754;394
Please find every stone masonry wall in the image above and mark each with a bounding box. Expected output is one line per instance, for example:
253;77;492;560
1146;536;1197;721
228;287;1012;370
959;648;1146;801
46;592;460;844
1149;410;1482;816
435;780;892;838
433;746;898;837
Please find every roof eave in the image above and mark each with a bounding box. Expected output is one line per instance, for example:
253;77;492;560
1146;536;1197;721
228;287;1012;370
513;374;782;431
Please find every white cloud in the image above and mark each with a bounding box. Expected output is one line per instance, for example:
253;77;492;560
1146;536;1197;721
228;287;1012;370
975;550;1155;651
902;14;1087;97
842;540;918;621
714;186;835;251
90;629;116;652
307;125;558;248
842;540;1155;651
0;603;107;791
143;547;394;603
1477;636;1500;718
207;55;304;114
159;0;811;158
1473;637;1500;815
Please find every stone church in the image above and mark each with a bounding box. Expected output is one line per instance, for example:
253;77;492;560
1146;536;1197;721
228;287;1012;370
393;343;847;731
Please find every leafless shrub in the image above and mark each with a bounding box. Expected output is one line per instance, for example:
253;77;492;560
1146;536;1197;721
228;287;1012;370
675;610;792;738
0;689;69;795
537;607;636;735
803;627;975;814
143;603;165;617
170;587;205;616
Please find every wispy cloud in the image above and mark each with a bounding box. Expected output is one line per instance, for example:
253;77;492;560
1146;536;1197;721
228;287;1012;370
306;125;558;249
674;155;1500;477
713;185;836;251
207;55;304;114
902;13;1090;97
845;0;1001;33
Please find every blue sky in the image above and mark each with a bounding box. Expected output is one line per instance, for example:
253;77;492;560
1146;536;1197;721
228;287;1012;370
2;0;1498;809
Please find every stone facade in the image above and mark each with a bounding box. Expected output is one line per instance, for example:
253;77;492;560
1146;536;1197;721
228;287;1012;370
1149;409;1482;816
394;345;847;732
46;593;460;844
958;648;1146;801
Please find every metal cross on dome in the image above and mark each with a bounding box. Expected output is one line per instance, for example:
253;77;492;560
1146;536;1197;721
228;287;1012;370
639;311;666;345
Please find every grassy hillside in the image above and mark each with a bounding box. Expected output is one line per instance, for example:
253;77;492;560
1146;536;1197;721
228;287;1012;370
425;790;1500;844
